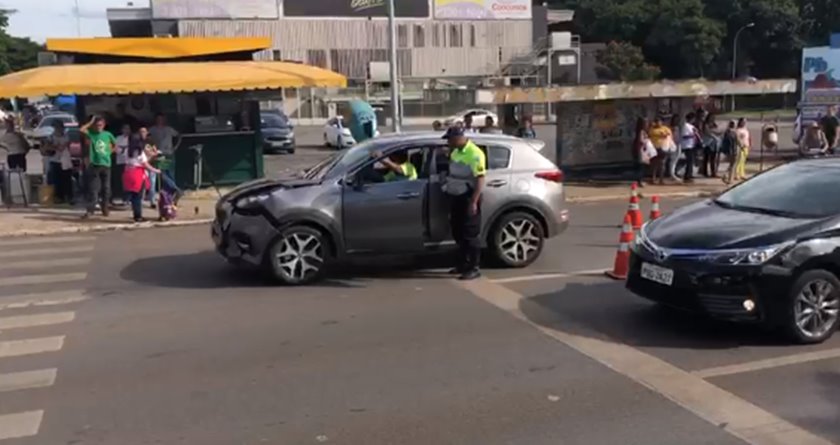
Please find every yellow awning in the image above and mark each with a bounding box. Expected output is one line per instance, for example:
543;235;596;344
46;37;272;59
0;61;347;98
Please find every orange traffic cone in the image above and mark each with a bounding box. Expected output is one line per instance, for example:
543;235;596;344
630;182;639;198
649;195;661;221
606;215;635;280
627;194;644;230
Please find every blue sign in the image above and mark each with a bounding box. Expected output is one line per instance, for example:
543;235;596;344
832;33;840;48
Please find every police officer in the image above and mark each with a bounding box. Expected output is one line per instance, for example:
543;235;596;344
442;126;487;280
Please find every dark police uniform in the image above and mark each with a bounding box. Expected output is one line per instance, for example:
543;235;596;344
442;128;487;277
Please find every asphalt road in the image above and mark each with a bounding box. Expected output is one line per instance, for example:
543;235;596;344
2;197;839;445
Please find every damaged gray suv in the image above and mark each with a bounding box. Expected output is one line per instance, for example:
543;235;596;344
212;132;569;285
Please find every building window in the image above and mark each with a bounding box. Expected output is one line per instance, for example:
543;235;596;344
414;25;425;48
272;49;281;61
307;49;327;69
397;24;409;48
469;25;476;47
432;24;441;47
449;24;462;48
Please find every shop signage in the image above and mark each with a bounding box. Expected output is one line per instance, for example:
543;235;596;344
433;0;531;20
283;0;429;17
152;0;279;19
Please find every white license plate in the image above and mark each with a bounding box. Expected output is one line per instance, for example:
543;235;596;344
271;141;288;147
641;262;674;286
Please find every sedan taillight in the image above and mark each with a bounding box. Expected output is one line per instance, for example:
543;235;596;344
535;170;564;183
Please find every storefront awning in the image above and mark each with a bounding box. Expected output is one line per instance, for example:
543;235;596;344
0;61;347;98
46;37;271;59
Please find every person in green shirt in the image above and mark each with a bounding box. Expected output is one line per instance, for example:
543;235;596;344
371;150;418;182
442;126;487;280
80;115;117;218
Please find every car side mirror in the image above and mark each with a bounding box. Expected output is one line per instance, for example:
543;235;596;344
344;174;365;191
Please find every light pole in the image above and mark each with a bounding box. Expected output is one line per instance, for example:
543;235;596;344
386;0;400;132
731;22;755;111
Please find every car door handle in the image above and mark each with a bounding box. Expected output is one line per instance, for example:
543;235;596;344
487;180;508;188
397;192;421;200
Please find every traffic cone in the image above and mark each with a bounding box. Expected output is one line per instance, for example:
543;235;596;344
649;195;662;221
627;194;644;230
606;215;635;280
630;182;639;198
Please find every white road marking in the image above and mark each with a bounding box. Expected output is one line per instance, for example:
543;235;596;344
490;269;609;284
0;336;65;358
0;368;57;393
0;290;89;311
694;348;840;379
0;411;43;440
0;258;91;271
0;236;95;247
458;278;833;445
0;312;75;330
0;272;87;287
0;245;94;259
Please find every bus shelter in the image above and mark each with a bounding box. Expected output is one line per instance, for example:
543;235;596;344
0;37;346;189
476;79;797;177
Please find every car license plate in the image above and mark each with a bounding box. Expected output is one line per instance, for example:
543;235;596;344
271;141;287;147
641;262;674;286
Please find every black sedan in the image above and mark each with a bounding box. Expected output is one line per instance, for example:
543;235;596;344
627;159;840;344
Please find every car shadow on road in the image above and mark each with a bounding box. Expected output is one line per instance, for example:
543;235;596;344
518;279;788;350
119;250;460;290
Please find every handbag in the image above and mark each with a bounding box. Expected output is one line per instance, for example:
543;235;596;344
641;139;657;164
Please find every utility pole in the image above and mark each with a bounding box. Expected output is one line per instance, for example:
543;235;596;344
75;0;82;37
731;22;755;112
386;0;400;132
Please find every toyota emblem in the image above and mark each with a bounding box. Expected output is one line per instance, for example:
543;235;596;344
657;250;669;262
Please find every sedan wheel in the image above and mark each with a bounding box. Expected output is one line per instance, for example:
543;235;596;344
491;212;545;268
785;270;840;344
268;226;327;285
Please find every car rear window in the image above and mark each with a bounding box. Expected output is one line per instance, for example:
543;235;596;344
715;162;840;218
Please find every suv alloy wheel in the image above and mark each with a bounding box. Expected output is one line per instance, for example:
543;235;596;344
268;226;328;285
490;212;545;268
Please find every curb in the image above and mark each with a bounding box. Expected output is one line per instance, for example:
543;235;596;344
567;190;718;203
0;218;213;239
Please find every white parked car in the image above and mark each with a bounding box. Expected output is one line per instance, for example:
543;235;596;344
443;109;499;129
29;113;78;139
323;117;355;148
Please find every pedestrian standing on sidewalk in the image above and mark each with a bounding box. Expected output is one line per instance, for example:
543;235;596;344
515;116;537;139
667;114;683;182
0;118;30;171
799;121;829;157
80;116;117;219
680;112;702;183
731;117;751;182
149;114;184;204
820;105;840;154
632;117;652;185
700;114;721;177
45;121;73;204
111;124;131;206
721;120;737;184
123;133;160;223
138;127;159;209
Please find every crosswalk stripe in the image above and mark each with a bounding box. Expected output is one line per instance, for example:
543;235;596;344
0;336;64;358
0;236;95;248
0;369;57;393
0;410;43;440
0;290;89;311
0;312;75;330
0;272;87;287
0;245;94;259
0;258;91;271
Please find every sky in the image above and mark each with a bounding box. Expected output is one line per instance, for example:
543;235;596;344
1;0;150;42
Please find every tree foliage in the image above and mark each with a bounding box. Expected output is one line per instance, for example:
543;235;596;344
0;9;42;75
544;0;837;80
596;41;660;81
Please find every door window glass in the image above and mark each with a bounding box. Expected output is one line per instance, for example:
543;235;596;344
356;146;432;185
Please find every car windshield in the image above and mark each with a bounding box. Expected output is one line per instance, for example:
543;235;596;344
302;139;381;181
41;116;75;127
261;114;288;128
714;162;840;218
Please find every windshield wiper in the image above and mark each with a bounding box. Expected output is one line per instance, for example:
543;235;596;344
724;203;804;218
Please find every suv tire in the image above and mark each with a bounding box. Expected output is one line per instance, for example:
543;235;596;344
489;211;545;268
782;269;840;344
267;226;328;285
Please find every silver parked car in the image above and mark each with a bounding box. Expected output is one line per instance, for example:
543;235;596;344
211;132;570;285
